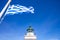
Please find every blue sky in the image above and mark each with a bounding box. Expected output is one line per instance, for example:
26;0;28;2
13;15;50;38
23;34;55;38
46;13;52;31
0;0;60;40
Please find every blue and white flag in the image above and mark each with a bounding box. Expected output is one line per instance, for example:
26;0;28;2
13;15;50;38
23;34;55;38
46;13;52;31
0;0;34;23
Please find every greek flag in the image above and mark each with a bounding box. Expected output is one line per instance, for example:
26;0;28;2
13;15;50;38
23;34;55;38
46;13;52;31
0;0;34;23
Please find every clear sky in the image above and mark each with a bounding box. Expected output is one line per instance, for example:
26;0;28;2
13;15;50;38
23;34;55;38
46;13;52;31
0;0;60;40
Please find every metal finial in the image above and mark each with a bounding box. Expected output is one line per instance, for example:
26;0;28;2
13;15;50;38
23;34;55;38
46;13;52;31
27;26;34;32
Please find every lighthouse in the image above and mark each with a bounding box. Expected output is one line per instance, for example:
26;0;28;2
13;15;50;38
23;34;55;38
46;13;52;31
24;26;37;40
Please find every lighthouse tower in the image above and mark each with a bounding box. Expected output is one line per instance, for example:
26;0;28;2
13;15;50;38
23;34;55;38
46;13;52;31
24;26;37;40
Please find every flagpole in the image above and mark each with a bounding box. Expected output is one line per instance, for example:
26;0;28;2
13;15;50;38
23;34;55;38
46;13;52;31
0;0;11;18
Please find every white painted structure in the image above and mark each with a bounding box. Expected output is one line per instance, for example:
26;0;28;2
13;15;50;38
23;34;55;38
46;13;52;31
24;26;37;40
